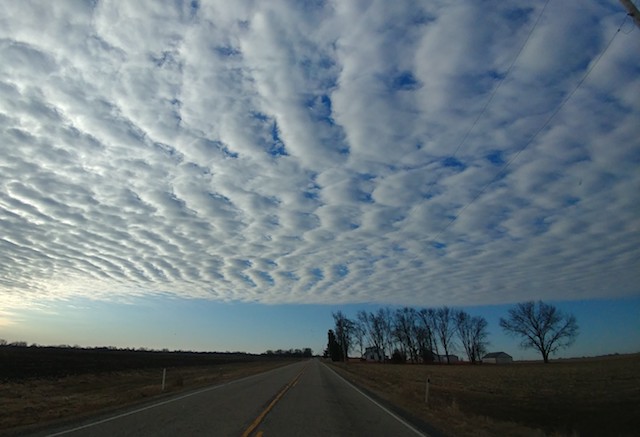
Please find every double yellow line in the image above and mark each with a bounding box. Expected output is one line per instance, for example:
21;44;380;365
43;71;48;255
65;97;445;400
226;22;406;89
241;364;307;437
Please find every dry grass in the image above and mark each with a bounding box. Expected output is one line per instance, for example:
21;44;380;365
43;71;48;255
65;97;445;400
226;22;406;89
330;354;640;437
0;360;291;434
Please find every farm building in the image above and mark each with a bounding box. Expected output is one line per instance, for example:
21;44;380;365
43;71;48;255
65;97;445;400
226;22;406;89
435;354;459;364
482;352;513;364
421;351;459;364
363;346;384;362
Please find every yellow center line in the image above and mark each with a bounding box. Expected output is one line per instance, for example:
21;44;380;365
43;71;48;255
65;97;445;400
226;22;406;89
241;364;307;437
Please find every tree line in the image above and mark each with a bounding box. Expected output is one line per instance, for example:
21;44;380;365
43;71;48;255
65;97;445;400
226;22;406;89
326;306;489;364
263;348;314;358
326;301;578;364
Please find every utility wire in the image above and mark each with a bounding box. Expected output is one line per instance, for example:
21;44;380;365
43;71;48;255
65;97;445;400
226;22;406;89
414;0;550;226
429;12;628;243
448;0;551;159
418;0;550;242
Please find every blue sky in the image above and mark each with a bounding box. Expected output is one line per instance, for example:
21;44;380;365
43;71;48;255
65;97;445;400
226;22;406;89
3;296;639;359
1;0;639;360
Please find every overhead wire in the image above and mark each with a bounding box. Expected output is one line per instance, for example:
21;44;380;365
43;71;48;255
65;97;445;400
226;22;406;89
429;12;630;243
447;0;552;159
414;0;550;238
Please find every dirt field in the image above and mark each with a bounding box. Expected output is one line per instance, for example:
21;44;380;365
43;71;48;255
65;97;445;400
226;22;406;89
0;347;295;435
0;346;267;380
330;354;640;437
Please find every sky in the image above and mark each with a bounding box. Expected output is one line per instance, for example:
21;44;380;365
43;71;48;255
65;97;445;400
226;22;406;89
1;0;639;360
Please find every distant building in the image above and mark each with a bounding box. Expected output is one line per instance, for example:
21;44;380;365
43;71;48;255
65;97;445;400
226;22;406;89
482;351;513;364
421;351;459;364
363;346;384;362
435;354;459;364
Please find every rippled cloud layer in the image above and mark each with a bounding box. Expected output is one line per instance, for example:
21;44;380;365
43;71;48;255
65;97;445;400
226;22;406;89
1;0;638;309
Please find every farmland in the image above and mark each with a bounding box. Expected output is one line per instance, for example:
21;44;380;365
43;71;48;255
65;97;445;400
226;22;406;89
330;353;640;437
0;346;295;434
2;346;638;437
0;345;272;380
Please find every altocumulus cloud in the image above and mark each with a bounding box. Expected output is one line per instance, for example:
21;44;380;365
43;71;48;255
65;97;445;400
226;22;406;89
1;0;638;310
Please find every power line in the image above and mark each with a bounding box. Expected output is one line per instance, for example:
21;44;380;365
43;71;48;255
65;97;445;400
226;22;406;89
414;0;550;227
448;0;551;159
429;12;629;243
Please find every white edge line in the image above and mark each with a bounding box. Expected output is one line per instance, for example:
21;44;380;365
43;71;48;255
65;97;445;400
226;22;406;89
45;362;303;437
322;363;429;437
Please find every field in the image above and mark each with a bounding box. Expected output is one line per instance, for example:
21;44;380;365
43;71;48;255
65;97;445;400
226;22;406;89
0;345;270;380
330;354;640;437
2;347;638;436
0;346;294;434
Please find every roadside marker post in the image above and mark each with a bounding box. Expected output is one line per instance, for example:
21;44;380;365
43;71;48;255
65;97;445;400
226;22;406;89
162;368;166;392
424;375;430;405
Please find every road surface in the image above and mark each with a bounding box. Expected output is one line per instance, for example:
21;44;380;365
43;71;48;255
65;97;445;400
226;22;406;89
29;359;429;437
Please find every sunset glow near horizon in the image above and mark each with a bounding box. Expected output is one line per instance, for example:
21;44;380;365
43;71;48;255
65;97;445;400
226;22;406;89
1;1;639;359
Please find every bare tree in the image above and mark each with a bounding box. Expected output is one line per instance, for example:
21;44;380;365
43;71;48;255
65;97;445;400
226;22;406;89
435;307;455;364
417;308;439;362
332;311;354;362
454;310;489;364
378;307;394;360
412;323;430;363
500;301;578;363
357;310;385;362
471;316;489;362
353;316;366;358
393;307;418;362
357;311;376;357
454;310;473;362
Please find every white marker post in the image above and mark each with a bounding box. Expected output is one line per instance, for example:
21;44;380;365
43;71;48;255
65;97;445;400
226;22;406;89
162;368;167;392
425;375;430;405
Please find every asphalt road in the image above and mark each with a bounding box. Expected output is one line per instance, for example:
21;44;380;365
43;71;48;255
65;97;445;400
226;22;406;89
28;359;428;437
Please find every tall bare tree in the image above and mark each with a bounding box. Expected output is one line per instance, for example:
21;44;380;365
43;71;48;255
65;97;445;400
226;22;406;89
470;316;489;362
454;310;489;364
412;323;431;363
357;311;376;356
357;310;386;362
332;311;354;362
435;306;455;364
500;301;578;363
393;307;418;362
353;316;366;358
378;307;394;360
417;308;439;362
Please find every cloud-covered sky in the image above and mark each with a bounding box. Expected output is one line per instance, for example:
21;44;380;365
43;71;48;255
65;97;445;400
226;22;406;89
1;0;639;319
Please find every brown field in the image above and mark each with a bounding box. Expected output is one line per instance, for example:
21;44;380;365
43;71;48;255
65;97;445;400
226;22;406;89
3;350;638;437
0;350;294;435
330;354;640;437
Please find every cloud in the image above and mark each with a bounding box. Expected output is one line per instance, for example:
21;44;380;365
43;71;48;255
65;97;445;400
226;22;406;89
0;0;638;311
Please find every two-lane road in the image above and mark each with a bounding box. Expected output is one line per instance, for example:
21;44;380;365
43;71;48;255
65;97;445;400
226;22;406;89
31;359;428;437
253;359;426;436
